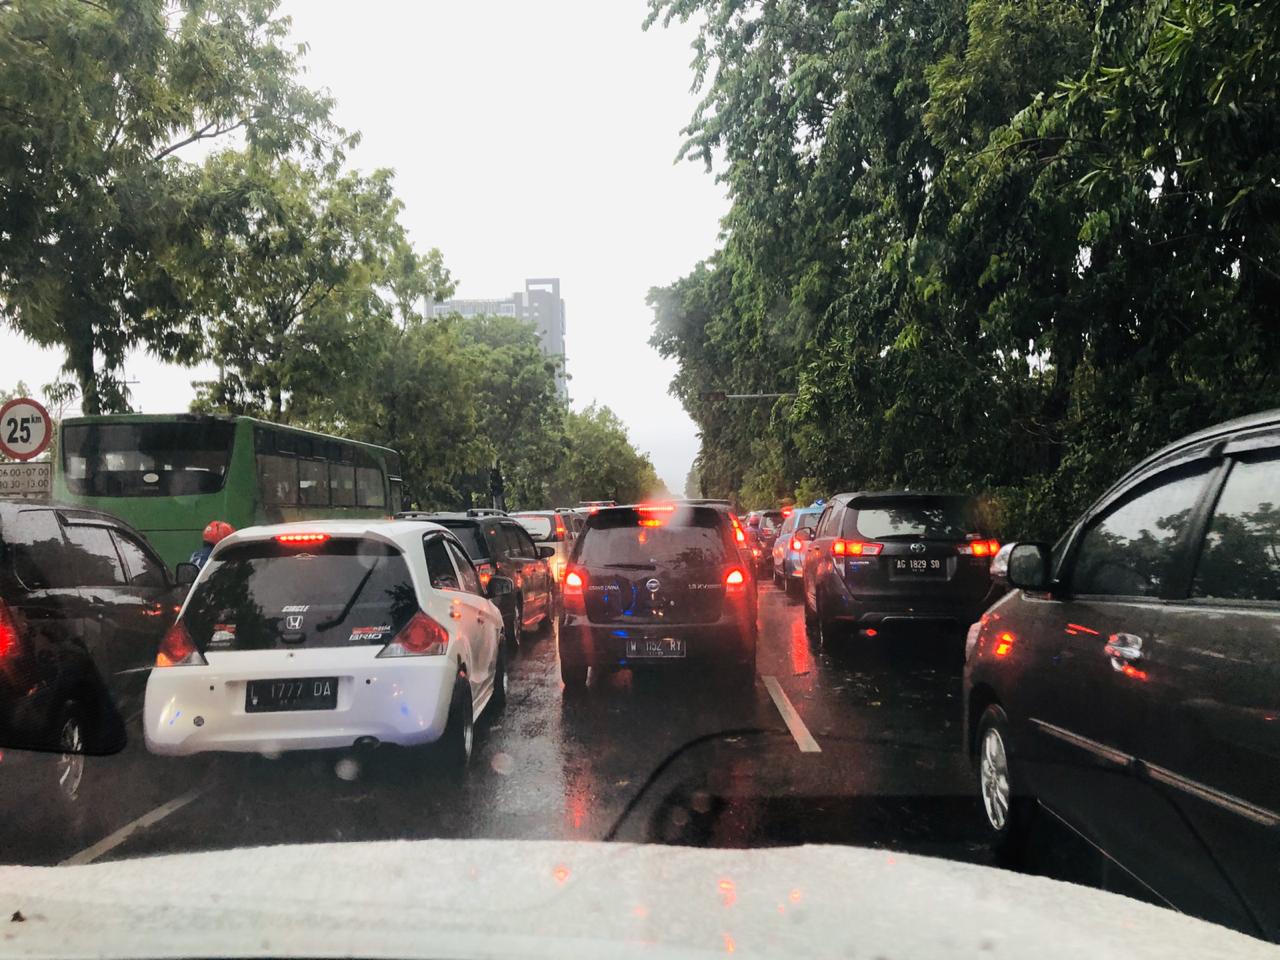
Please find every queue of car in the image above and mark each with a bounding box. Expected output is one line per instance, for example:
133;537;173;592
3;408;1277;941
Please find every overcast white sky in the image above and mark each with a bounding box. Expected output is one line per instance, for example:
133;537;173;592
0;0;724;493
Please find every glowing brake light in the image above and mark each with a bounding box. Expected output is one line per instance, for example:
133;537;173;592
555;513;568;539
725;568;746;586
638;518;664;528
378;611;449;658
565;569;585;591
0;600;20;659
155;621;206;667
958;538;1001;557
790;537;804;551
782;507;793;517
993;632;1014;657
637;503;676;514
563;568;586;613
475;562;493;589
833;539;882;557
275;532;330;546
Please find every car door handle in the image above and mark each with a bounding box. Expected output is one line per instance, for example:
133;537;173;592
1104;633;1144;668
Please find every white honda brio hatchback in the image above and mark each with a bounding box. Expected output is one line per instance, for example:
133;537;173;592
143;520;510;771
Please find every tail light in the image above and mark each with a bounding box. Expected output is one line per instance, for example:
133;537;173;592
563;568;586;613
0;599;21;660
751;546;762;558
155;621;207;667
832;539;883;557
993;631;1015;657
790;537;804;551
378;611;449;658
725;568;746;587
554;513;568;540
730;516;746;545
476;562;493;590
550;557;567;583
958;539;1001;557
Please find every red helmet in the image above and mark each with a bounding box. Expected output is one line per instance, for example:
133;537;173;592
202;520;235;545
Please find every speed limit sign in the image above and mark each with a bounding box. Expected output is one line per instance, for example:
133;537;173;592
0;397;53;462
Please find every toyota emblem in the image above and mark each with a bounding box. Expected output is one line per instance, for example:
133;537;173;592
910;542;927;554
645;578;661;593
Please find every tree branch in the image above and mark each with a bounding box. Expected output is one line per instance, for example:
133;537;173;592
151;118;248;163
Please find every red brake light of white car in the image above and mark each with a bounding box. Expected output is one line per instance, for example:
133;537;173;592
155;621;207;667
275;533;331;546
958;539;1001;557
378;611;449;658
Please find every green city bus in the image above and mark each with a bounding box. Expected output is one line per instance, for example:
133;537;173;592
52;414;404;569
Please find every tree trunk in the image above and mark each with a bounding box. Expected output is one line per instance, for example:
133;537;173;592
66;325;100;416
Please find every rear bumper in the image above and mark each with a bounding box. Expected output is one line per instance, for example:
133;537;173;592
559;616;754;667
143;648;456;757
821;575;998;629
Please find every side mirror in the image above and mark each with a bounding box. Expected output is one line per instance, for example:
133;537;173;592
992;542;1051;591
537;545;556;560
486;575;515;599
175;562;199;587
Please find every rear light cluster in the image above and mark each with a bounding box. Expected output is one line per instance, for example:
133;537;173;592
550;556;567;583
832;539;883;557
155;621;207;668
725;568;746;587
475;562;494;590
378;611;449;658
790;537;805;551
563;568;586;613
0;600;21;660
958;539;1001;557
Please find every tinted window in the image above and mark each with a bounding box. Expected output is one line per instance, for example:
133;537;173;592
63;523;127;587
516;515;555;541
259;454;296;505
298;459;329;506
5;509;72;589
184;539;417;651
796;512;820;532
1193;456;1280;602
849;498;976;539
815;506;837;538
1071;468;1211;597
446;541;481;595
330;463;356;506
62;420;235;497
578;509;732;570
423;535;460;590
111;530;167;588
356;465;385;508
435;521;489;561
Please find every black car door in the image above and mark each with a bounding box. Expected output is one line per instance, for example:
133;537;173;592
804;503;840;611
105;526;175;705
1030;458;1236;910
1142;444;1280;939
511;524;550;617
58;517;137;707
499;522;541;620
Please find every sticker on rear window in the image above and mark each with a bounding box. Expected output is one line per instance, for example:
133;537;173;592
210;624;236;647
282;605;310;613
349;624;392;642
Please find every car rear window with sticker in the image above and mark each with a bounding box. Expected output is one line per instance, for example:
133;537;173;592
182;538;417;651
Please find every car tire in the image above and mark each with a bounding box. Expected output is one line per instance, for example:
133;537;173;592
975;704;1034;866
560;656;588;690
48;702;88;810
772;570;784;589
509;601;524;648
785;577;801;601
436;674;474;775
804;590;822;649
491;640;508;712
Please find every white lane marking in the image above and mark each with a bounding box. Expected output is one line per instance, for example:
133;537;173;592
762;675;822;753
61;788;204;866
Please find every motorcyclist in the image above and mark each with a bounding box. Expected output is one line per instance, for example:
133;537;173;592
191;520;235;569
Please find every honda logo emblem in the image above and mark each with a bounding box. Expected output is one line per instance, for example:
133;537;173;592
286;615;304;630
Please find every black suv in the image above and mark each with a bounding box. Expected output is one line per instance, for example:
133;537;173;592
398;510;554;646
0;500;188;808
966;409;1280;941
801;491;1003;649
558;503;758;689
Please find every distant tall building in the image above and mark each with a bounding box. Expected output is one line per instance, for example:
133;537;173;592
433;278;567;397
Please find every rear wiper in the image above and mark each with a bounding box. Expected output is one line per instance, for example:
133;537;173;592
601;562;658;570
316;565;376;631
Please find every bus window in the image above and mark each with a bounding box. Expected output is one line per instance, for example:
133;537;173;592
356;461;386;508
298;459;329;506
331;463;356;506
62;420;235;497
259;453;296;505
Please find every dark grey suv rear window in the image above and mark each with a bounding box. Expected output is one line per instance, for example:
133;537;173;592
432;521;489;562
578;508;732;569
183;539;416;651
848;498;977;540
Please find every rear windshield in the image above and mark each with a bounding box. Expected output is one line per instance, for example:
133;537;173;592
759;512;783;532
577;508;732;570
432;520;489;561
848;498;978;540
62;420;236;497
795;511;820;531
183;539;417;650
514;515;554;541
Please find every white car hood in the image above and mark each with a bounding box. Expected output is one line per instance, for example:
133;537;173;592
0;840;1270;959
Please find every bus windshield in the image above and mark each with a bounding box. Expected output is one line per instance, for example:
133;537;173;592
62;421;237;497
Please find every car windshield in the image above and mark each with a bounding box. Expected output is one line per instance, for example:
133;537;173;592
2;0;1276;954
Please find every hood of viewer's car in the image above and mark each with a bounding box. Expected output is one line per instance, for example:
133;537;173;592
0;839;1269;959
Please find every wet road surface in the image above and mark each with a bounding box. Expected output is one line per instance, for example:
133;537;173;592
3;581;1100;880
